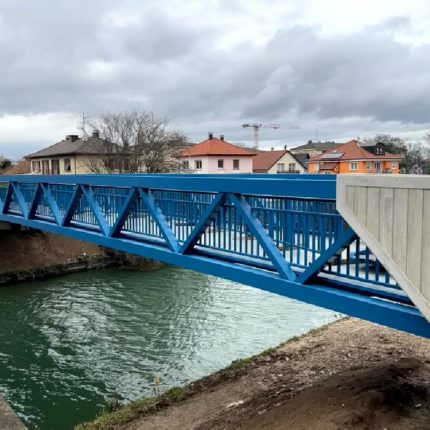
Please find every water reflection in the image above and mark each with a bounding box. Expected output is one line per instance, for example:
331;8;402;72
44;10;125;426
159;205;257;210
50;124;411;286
0;267;338;429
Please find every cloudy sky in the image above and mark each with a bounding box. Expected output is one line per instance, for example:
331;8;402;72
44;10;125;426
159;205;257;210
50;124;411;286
1;0;430;158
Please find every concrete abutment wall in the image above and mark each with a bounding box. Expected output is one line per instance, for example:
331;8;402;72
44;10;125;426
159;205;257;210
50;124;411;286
337;174;430;323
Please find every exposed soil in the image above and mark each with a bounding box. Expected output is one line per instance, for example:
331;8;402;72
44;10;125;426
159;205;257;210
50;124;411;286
109;318;430;430
0;229;160;285
0;229;103;273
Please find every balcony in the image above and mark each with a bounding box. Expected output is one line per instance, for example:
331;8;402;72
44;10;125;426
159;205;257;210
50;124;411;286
277;169;301;174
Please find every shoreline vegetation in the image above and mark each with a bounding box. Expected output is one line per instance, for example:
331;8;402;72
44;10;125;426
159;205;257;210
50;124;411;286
76;318;430;430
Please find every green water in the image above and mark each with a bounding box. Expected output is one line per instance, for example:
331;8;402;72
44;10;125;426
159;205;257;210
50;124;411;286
0;267;338;429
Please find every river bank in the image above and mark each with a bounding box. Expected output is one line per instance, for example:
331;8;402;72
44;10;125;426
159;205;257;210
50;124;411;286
0;229;159;285
77;318;430;430
0;266;337;429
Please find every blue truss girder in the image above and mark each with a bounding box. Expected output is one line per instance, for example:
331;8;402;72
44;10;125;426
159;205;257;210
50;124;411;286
62;185;83;226
0;174;428;338
227;193;296;281
10;182;29;217
28;184;44;219
180;192;225;254
80;185;110;236
109;188;139;237
40;183;63;225
139;188;179;253
298;227;357;284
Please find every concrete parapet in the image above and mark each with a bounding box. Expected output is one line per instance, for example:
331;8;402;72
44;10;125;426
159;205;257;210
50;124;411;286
337;174;430;323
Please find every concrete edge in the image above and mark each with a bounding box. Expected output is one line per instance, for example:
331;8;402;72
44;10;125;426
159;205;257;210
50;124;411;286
336;175;430;324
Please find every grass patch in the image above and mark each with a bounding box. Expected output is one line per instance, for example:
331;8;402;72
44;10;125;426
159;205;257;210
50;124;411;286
75;387;188;430
228;357;254;370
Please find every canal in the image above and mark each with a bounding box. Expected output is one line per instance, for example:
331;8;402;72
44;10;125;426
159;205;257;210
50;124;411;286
0;267;338;429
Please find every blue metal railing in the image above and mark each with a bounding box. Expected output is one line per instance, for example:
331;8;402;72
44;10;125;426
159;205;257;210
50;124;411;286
0;174;428;337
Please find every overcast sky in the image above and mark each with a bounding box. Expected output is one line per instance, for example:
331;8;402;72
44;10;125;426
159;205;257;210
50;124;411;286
1;0;430;159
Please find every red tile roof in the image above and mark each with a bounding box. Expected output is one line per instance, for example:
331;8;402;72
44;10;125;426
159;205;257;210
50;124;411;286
178;138;255;157
252;150;286;171
309;140;403;162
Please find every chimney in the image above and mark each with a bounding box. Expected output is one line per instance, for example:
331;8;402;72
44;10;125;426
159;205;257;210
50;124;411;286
220;134;224;141
284;144;288;150
271;147;274;151
66;135;79;142
208;132;213;140
92;130;100;138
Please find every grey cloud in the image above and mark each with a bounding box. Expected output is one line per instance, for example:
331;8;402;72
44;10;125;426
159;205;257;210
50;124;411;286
0;0;429;153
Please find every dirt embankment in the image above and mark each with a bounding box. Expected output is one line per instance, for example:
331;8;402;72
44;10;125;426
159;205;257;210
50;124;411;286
0;229;104;272
79;318;430;430
0;229;157;284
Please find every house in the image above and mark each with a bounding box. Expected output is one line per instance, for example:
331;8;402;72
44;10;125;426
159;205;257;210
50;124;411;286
25;131;117;174
252;148;307;173
308;140;403;174
290;140;342;157
177;133;255;173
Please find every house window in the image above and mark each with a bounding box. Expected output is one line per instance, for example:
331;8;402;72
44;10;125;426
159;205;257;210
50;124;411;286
182;160;189;170
277;163;285;172
233;159;240;170
64;158;71;172
32;161;41;173
366;162;371;170
350;162;358;171
217;159;224;169
195;160;202;170
391;161;396;170
288;163;296;172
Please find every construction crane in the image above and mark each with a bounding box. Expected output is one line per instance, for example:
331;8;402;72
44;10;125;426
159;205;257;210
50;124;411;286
242;123;280;149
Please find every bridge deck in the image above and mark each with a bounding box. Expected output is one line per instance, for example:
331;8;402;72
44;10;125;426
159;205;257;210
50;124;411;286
0;174;429;338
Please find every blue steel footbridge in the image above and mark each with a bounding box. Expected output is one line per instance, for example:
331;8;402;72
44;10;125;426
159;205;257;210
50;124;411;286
0;174;429;338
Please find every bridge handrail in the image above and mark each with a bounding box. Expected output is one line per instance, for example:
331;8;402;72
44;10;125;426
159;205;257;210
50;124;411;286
0;174;336;200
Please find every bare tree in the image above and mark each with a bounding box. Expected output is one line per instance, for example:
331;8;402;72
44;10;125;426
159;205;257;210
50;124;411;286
363;134;407;155
83;111;189;173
